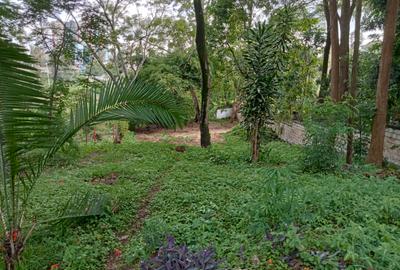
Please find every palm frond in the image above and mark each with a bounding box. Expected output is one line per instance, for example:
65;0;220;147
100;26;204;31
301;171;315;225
42;77;185;169
0;37;54;230
0;37;54;158
46;192;111;226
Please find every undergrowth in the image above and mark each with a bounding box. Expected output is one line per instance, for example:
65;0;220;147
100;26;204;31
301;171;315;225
14;126;400;270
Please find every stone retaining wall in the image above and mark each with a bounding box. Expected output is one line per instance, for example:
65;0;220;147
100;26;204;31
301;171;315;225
274;122;400;165
384;128;400;165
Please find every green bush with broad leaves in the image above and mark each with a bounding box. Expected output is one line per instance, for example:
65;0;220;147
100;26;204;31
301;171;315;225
302;100;352;172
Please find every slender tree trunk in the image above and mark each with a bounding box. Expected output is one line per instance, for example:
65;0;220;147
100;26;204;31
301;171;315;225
339;0;352;98
329;0;341;102
346;0;362;164
93;128;97;143
367;0;399;166
319;0;331;99
85;128;89;144
251;121;260;162
230;101;239;122
5;260;16;270
193;0;211;147
113;124;121;144
49;54;60;118
189;88;200;123
247;1;254;29
4;240;17;270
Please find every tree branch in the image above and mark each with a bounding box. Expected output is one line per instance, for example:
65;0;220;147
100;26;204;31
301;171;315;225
49;12;116;83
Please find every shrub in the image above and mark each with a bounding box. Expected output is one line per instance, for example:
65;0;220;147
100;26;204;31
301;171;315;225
140;236;222;270
302;101;351;172
141;218;170;254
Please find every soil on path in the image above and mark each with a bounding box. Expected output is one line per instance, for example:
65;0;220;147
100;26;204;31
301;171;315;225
135;121;236;145
106;121;235;269
105;166;173;270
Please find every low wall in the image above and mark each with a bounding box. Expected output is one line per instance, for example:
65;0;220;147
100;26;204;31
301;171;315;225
274;122;400;165
384;128;400;165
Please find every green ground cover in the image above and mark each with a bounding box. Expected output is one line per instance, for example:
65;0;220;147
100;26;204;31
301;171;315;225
14;131;400;270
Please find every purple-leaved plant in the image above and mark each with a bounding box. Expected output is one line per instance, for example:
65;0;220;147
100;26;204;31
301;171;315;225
140;236;222;270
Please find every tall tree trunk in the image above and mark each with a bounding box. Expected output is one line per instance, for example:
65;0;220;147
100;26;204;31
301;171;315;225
346;0;362;164
339;0;352;98
319;0;331;100
329;0;341;102
193;0;211;147
189;88;200;123
367;0;399;166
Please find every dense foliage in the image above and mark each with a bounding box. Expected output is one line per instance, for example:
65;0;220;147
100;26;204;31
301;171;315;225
303;101;351;172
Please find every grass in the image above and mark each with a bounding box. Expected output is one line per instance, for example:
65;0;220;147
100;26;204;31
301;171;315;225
12;129;400;270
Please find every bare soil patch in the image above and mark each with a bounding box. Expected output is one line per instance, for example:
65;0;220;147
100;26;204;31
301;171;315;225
91;172;119;185
135;121;236;145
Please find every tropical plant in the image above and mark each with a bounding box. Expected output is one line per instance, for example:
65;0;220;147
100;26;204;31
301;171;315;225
0;37;184;270
240;7;294;162
140;236;221;270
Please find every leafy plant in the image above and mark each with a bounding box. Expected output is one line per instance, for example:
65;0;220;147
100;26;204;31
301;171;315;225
140;236;222;270
247;174;300;235
52;192;111;227
141;218;170;254
240;7;294;162
302;100;351;172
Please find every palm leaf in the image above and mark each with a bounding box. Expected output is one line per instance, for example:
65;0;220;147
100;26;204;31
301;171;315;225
0;37;54;158
47;192;111;226
41;77;185;168
0;37;54;230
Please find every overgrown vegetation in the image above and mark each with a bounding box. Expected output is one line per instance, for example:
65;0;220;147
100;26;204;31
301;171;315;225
303;101;351;172
13;130;400;270
2;0;400;269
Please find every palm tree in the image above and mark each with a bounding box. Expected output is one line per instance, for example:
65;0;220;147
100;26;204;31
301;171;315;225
0;37;184;270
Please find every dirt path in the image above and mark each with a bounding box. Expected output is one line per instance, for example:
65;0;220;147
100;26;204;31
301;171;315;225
135;121;236;145
105;166;173;270
106;122;235;269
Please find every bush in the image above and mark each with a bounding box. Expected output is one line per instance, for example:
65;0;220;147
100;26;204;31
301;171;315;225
141;218;170;254
302;101;351;172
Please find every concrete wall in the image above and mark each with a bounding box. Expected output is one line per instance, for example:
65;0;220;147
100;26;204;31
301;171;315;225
274;122;306;145
274;122;400;165
384;128;400;165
